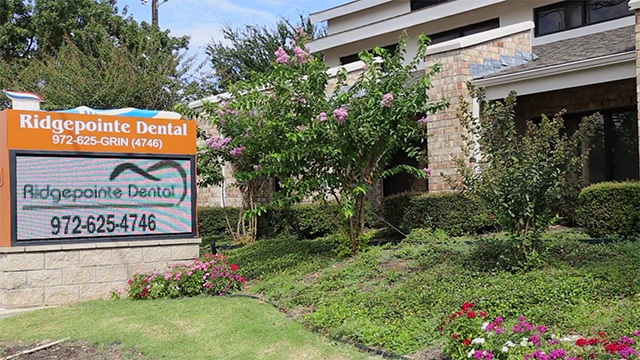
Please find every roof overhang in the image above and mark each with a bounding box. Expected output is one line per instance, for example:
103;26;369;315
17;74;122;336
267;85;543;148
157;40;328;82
472;51;636;100
308;0;506;53
310;0;392;23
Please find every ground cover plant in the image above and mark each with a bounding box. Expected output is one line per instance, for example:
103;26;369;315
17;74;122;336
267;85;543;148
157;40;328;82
225;232;640;357
0;297;379;360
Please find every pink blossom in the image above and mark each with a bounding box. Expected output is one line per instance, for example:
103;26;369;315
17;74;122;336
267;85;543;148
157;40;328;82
417;116;428;123
230;146;246;157
296;125;308;132
252;164;261;170
295;26;305;38
423;167;432;178
293;46;311;63
275;46;290;65
317;112;328;122
381;93;394;108
206;136;232;150
333;108;348;123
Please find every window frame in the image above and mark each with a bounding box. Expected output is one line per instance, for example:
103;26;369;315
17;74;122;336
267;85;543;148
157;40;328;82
534;0;632;37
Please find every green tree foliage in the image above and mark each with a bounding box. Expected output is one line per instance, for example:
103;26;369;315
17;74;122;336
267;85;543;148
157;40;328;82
192;31;448;253
206;16;319;93
453;86;598;267
0;0;204;110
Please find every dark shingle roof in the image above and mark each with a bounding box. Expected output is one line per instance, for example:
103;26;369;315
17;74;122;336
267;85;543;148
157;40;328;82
481;25;635;78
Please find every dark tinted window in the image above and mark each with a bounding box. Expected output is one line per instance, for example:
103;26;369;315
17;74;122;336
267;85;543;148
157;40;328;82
429;18;500;45
339;43;398;65
411;0;449;11
535;0;632;37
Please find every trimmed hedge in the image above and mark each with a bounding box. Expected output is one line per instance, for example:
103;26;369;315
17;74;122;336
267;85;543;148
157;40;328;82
576;181;640;238
197;207;240;239
198;202;380;241
382;192;496;236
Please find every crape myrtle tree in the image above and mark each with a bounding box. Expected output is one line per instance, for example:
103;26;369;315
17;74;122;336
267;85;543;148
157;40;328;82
194;30;448;254
453;85;598;268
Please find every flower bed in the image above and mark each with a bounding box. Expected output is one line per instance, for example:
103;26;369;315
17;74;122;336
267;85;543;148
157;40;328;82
439;302;639;360
127;254;245;300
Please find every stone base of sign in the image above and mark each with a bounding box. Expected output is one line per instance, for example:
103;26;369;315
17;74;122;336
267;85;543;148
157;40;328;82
0;238;201;309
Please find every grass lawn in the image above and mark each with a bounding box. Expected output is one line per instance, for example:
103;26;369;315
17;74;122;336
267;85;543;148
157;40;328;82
226;231;640;355
0;296;379;360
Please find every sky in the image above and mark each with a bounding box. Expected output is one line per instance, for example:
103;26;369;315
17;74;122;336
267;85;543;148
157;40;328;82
118;0;348;56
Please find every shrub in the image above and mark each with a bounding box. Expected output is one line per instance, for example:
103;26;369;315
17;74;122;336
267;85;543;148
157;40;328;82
576;181;640;238
258;202;339;239
197;206;239;239
383;192;495;236
126;254;245;300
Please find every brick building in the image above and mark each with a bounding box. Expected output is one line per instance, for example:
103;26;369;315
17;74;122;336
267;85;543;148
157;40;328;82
192;0;640;205
308;0;640;193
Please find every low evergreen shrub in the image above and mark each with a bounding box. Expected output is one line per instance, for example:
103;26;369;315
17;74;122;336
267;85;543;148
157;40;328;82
576;181;640;238
382;192;496;236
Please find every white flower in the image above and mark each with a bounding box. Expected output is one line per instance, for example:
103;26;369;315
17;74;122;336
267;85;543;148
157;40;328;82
520;338;530;346
505;341;516;348
472;338;485;344
502;346;509;353
481;322;489;330
467;349;476;358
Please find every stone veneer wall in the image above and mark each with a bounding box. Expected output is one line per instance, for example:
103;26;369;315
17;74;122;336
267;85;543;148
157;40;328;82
0;239;200;309
424;31;532;192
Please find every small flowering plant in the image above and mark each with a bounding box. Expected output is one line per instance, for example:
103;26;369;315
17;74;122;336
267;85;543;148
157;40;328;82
438;302;640;360
126;254;245;300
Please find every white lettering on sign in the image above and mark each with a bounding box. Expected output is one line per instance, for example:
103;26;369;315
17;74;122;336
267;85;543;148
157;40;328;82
136;121;187;136
18;113;188;137
19;114;131;135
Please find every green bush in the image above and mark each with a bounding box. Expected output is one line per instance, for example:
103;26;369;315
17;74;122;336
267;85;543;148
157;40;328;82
197;206;239;239
258;202;381;240
576;181;640;238
382;192;496;236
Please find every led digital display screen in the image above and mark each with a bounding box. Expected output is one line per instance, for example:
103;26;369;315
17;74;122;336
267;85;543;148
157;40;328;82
12;153;195;243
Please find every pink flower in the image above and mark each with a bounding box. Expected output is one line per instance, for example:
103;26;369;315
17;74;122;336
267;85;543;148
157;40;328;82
230;264;239;271
423;167;432;178
230;146;246;157
275;46;290;65
381;93;394;108
293;46;311;63
333;108;348;123
252;164;261;170
296;125;308;132
317;112;328;122
206;136;232;150
417;116;428;123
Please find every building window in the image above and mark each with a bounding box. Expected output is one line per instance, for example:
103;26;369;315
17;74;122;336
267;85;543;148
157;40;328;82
429;18;500;45
339;43;398;65
410;0;449;11
535;0;632;37
561;108;639;184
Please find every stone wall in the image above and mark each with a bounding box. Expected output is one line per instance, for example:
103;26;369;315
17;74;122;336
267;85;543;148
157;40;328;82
424;30;532;191
0;239;200;309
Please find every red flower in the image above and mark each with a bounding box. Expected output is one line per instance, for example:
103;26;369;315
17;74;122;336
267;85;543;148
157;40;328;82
437;326;444;331
479;311;487;318
462;339;471;346
576;338;588;347
467;311;477;319
453;334;459;339
598;331;607;338
587;338;599;346
461;302;475;312
230;264;240;271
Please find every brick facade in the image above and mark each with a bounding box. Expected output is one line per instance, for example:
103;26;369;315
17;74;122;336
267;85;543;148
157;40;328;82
424;30;532;191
